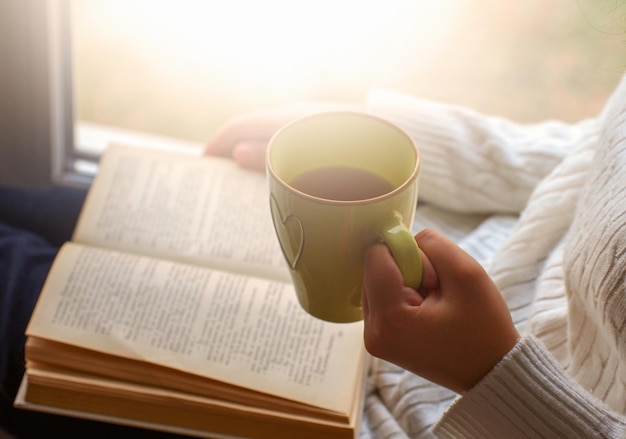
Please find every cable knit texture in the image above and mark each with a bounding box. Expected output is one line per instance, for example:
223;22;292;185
358;76;626;438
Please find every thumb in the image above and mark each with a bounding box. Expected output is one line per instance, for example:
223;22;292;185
415;228;486;290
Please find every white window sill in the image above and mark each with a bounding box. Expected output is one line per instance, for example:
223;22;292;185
62;122;205;185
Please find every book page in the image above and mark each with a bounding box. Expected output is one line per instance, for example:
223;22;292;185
26;243;365;414
73;144;289;282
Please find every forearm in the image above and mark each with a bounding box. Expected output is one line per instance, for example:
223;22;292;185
434;335;626;439
366;89;597;214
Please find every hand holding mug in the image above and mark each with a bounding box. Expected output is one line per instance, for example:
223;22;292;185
362;228;520;393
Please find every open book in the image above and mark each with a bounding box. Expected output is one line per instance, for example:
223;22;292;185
16;144;367;439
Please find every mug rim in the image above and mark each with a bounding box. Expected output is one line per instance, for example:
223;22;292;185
266;110;420;206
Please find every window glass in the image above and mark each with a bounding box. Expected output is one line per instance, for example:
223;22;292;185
71;0;623;154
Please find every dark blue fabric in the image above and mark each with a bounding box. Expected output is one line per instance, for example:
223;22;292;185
0;186;183;438
0;186;87;247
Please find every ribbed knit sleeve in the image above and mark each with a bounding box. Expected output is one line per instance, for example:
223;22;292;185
366;89;596;214
434;335;626;439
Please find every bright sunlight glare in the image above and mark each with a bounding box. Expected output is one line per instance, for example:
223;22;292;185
74;0;466;99
72;0;623;144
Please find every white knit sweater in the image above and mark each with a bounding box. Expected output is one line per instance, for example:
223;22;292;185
359;75;626;438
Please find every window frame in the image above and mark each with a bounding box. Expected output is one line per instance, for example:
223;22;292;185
49;0;99;188
45;0;202;188
0;0;200;189
0;0;94;189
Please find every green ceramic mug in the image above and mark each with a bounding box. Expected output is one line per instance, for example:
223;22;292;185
267;111;422;323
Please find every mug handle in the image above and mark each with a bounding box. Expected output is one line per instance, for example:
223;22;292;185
377;213;422;290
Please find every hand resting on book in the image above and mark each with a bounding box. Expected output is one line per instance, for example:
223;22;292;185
204;103;359;172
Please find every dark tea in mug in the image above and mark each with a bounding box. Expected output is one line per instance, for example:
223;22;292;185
289;166;395;201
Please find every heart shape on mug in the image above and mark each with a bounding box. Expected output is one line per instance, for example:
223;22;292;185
269;194;304;270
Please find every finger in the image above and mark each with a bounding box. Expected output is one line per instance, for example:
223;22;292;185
363;243;422;311
204;124;242;157
363;243;403;311
415;228;485;290
232;141;268;172
417;247;438;292
204;113;277;157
